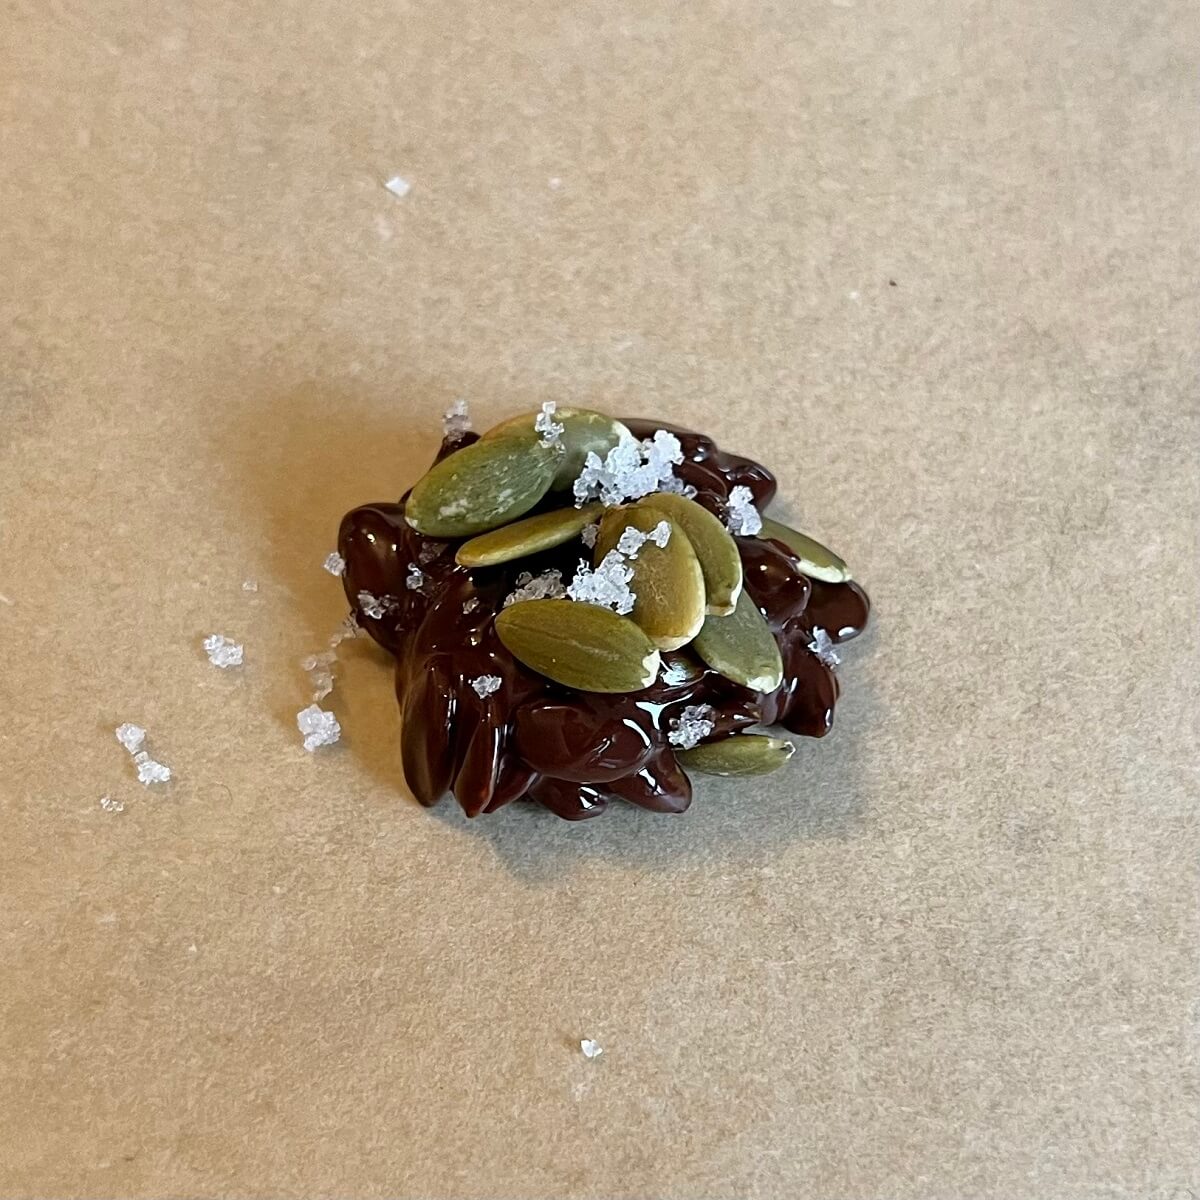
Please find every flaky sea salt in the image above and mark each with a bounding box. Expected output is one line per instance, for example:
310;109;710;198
132;751;172;785
99;795;124;813
443;398;472;442
242;579;258;592
566;551;635;615
302;650;338;701
580;1039;603;1059
580;523;599;548
384;175;411;198
297;703;341;752
808;627;842;669
572;429;686;507
660;657;695;685
470;674;502;698
667;704;715;749
615;519;671;559
323;551;346;577
503;569;567;607
406;564;425;591
463;597;480;614
725;485;763;536
115;723;146;754
357;590;396;620
534;400;565;447
329;612;361;647
202;633;244;669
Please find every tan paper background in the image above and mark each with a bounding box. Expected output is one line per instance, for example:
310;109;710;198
2;1;1198;1196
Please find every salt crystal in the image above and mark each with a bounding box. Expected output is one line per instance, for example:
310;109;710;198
115;723;146;754
615;519;671;559
580;1039;603;1059
417;540;446;564
725;485;763;536
323;551;346;577
442;398;472;442
667;704;715;749
297;703;341;752
660;658;695;685
357;590;392;620
406;564;425;591
99;795;125;813
470;674;502;698
534;400;565;447
132;751;172;786
566;552;636;615
242;579;258;592
580;523;599;548
202;633;244;669
462;597;480;614
572;429;686;507
384;175;411;198
808;627;842;669
548;176;563;190
329;612;360;647
503;569;567;607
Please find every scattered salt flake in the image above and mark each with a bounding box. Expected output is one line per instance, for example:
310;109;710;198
572;429;686;507
580;523;599;548
504;569;567;608
187;943;198;954
132;751;171;786
548;176;563;190
418;540;446;564
99;795;125;813
115;723;146;754
470;674;502;698
566;552;635;614
329;612;361;647
406;564;425;591
202;633;244;669
580;1039;603;1059
808;627;842;669
442;398;472;442
357;590;396;620
297;703;341;752
384;175;411;198
462;597;480;614
660;658;695;685
667;704;715;749
323;551;346;577
725;485;763;536
534;400;565;447
242;579;258;592
616;519;672;559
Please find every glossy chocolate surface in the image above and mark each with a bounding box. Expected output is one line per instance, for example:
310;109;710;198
338;419;870;819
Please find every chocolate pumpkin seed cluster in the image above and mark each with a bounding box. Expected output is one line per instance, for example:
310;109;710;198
337;406;870;820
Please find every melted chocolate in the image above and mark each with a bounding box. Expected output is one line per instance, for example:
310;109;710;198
338;420;870;820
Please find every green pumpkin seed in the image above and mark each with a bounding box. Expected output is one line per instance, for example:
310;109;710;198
640;492;743;615
495;598;660;692
405;433;557;537
456;502;603;567
676;734;795;776
692;588;783;692
484;407;630;489
759;516;851;583
595;505;706;652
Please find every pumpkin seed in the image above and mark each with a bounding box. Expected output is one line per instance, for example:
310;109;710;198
692;588;783;692
484;407;630;489
456;502;603;567
640;492;743;615
759;516;851;583
595;505;706;651
495;598;660;692
676;734;795;776
405;433;557;537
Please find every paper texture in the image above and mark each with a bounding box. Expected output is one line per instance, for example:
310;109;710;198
2;0;1197;1195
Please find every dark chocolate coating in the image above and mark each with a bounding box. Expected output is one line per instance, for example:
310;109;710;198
338;420;870;819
